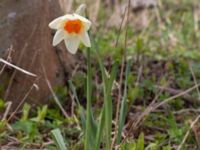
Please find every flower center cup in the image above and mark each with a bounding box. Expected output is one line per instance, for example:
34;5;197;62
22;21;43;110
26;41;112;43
64;19;82;34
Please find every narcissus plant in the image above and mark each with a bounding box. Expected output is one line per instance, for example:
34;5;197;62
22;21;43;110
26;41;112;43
49;4;91;54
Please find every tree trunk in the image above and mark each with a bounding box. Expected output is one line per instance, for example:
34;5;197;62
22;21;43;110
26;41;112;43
0;0;75;107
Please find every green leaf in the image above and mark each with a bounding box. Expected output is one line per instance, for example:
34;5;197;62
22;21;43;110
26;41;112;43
21;103;31;121
162;145;172;150
91;33;116;150
0;121;6;132
104;62;118;150
12;121;38;140
137;133;144;150
117;60;132;144
51;128;67;150
121;139;136;150
85;48;97;150
127;87;139;111
95;105;105;149
0;99;5;110
68;80;86;131
31;105;48;123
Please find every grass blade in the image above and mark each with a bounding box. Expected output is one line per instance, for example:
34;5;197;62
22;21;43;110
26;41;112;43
95;105;105;149
85;47;95;150
68;80;86;131
91;34;118;149
105;62;118;150
51;128;67;150
117;60;132;144
137;133;144;150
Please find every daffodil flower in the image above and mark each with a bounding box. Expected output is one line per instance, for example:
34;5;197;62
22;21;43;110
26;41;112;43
49;4;91;54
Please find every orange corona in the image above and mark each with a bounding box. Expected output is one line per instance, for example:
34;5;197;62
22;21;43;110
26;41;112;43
64;19;82;34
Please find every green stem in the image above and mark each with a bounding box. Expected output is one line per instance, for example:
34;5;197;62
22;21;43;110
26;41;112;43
85;48;92;150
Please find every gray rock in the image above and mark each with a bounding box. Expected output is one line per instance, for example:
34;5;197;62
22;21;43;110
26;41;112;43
0;0;75;108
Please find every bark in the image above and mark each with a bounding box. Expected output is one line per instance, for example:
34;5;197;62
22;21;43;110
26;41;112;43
0;0;75;107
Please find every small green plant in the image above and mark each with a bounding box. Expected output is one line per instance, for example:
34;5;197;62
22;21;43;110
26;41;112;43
167;113;188;144
31;105;48;123
120;133;144;150
20;103;31;121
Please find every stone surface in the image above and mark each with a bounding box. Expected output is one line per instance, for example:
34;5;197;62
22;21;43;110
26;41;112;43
0;0;75;107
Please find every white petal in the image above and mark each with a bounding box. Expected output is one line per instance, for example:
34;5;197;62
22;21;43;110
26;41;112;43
73;13;91;30
64;36;80;54
49;14;76;29
80;31;91;47
49;16;62;29
75;4;86;15
53;30;64;46
61;14;76;20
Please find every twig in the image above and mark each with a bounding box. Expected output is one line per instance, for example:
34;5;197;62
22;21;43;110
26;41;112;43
155;84;200;109
112;0;131;148
0;58;37;77
0;46;13;76
191;121;200;149
40;139;54;149
177;114;200;150
135;65;143;87
72;63;80;77
173;108;200;115
69;91;75;116
2;102;14;137
7;83;38;122
189;63;200;102
4;24;37;100
123;84;200;142
156;85;200;104
2;101;12;121
123;87;164;143
188;62;200;149
114;2;127;47
131;88;163;130
41;64;69;118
